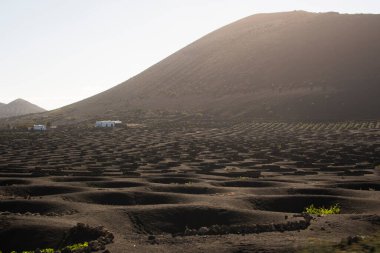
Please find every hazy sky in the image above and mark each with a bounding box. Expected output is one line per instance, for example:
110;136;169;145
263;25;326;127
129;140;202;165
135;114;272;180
1;0;380;110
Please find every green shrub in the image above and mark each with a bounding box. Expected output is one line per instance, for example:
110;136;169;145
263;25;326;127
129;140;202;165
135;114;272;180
304;204;341;215
4;241;89;253
63;241;89;251
40;249;55;253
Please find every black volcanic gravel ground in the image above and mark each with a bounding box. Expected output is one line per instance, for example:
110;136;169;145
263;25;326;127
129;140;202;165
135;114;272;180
0;121;379;253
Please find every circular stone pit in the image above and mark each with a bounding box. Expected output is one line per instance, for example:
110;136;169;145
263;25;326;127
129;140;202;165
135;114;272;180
63;191;187;206
246;195;380;214
0;200;75;215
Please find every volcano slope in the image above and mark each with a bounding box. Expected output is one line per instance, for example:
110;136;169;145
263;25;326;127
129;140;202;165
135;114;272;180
31;11;380;124
0;121;379;252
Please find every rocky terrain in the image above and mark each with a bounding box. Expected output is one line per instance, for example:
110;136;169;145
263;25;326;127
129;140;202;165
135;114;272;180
0;120;379;252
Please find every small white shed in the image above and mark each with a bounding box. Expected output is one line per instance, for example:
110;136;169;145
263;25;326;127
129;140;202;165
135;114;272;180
95;120;122;128
33;125;47;131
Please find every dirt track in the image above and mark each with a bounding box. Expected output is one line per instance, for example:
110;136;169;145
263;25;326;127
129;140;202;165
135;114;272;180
0;121;379;252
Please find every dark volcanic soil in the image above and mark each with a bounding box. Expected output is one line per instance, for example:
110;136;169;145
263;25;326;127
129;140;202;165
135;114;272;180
0;121;379;252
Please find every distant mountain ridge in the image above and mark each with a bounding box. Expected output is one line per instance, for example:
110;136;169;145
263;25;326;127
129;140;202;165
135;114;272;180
0;99;46;118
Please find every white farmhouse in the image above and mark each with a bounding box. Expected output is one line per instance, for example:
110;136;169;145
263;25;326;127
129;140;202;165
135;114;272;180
33;125;47;131
95;120;122;128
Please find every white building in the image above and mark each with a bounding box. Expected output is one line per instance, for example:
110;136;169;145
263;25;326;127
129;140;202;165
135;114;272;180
95;120;122;128
33;125;47;131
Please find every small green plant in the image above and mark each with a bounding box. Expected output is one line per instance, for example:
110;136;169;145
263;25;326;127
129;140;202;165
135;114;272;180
40;249;55;253
5;241;89;253
304;204;341;215
63;242;89;252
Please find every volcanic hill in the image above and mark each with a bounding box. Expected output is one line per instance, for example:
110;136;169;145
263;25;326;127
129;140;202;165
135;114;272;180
16;11;380;122
0;99;46;119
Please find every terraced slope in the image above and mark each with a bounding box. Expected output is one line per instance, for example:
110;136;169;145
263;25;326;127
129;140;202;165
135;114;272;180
0;121;379;252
